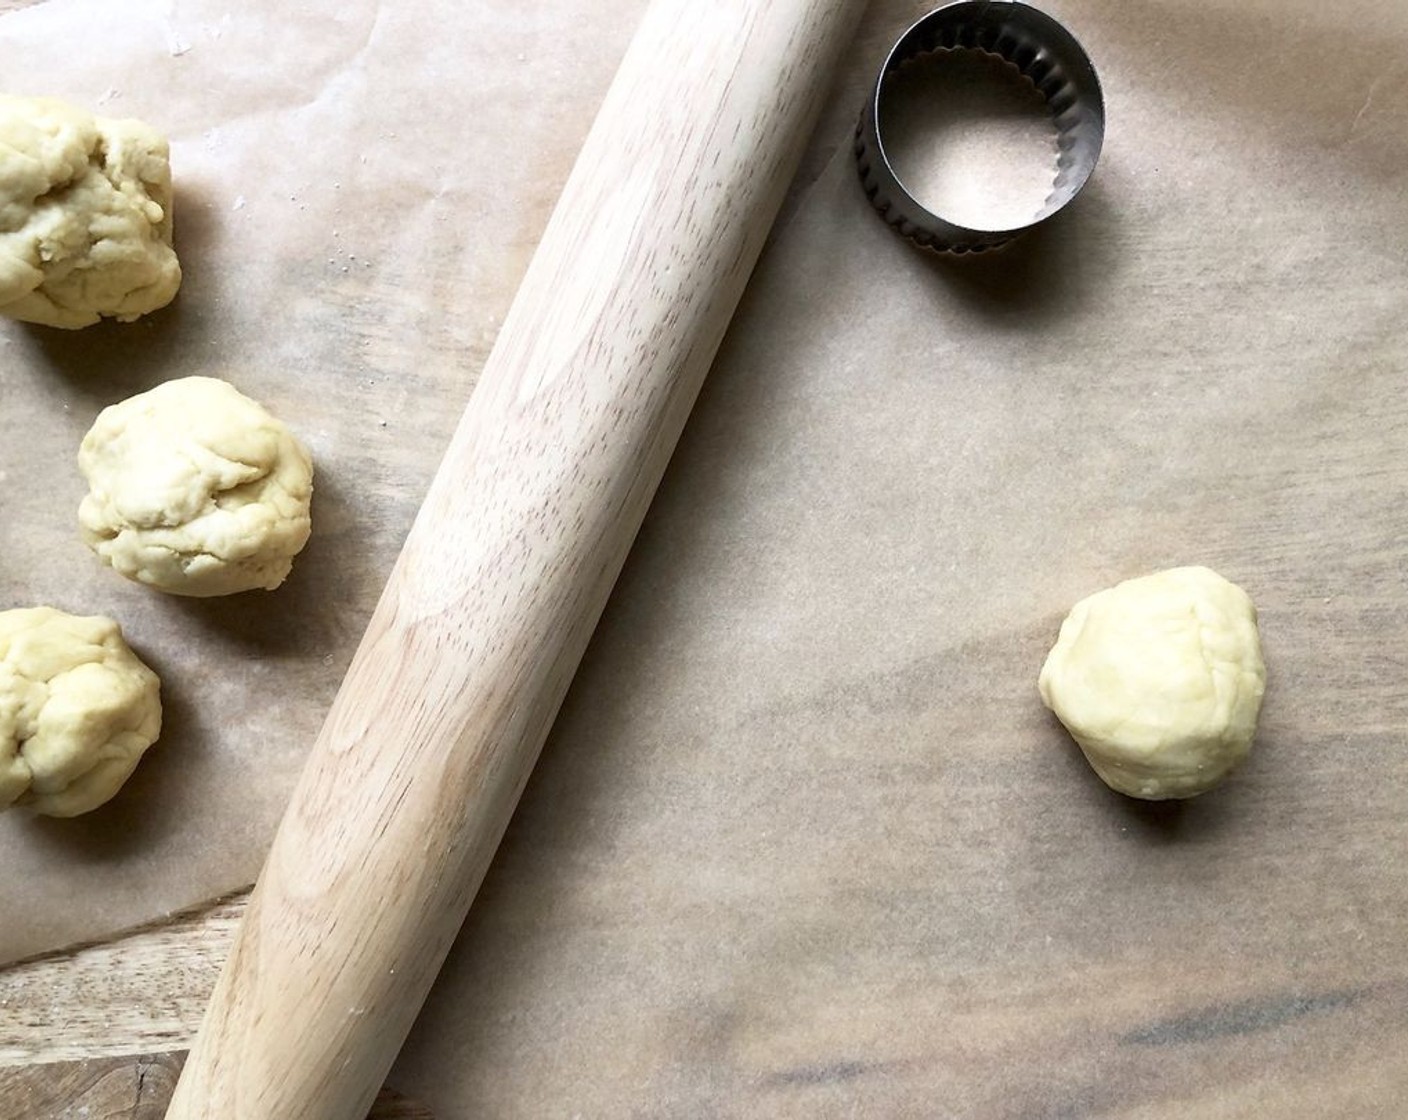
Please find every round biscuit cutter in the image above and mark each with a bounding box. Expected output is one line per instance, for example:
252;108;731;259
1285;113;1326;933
856;1;1105;253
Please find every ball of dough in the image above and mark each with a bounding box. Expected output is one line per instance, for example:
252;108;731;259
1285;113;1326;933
0;94;181;328
78;376;314;597
0;607;161;817
1039;566;1266;800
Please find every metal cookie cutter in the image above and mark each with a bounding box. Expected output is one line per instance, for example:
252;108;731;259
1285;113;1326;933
856;1;1105;253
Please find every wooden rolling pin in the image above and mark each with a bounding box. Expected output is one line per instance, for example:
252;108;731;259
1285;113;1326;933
165;2;863;1116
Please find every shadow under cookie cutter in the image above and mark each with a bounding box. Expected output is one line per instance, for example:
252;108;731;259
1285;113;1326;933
856;0;1106;253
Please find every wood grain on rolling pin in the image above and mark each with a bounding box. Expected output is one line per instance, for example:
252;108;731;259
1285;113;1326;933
165;1;865;1117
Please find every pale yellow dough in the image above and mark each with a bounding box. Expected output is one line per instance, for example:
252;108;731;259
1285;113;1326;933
78;377;314;597
1039;566;1266;800
0;94;181;328
0;607;161;817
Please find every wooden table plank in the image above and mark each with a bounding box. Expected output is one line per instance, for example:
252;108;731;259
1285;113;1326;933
0;895;442;1116
0;1055;433;1120
0;891;434;1114
0;894;240;1066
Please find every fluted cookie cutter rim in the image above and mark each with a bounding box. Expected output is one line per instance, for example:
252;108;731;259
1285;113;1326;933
855;0;1106;254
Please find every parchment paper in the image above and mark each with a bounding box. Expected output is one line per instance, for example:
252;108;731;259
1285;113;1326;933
397;1;1408;1114
7;0;1408;1115
0;0;647;961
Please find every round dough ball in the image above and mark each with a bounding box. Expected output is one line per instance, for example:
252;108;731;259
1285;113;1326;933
1039;566;1266;800
0;607;162;817
0;95;181;328
78;376;314;597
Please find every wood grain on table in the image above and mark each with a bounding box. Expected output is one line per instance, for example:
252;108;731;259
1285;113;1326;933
0;893;435;1117
2;1052;430;1120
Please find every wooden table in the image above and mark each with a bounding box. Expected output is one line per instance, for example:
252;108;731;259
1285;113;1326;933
0;895;429;1115
0;896;438;1117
